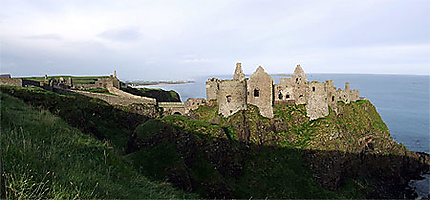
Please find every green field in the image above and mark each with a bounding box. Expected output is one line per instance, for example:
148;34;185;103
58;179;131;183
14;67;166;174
0;89;197;199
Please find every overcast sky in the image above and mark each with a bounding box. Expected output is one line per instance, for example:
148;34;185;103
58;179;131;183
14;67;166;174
1;0;429;80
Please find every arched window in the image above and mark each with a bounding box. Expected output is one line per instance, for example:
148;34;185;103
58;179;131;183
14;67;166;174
278;92;283;100
226;95;232;103
312;86;315;92
254;89;259;97
332;96;335;102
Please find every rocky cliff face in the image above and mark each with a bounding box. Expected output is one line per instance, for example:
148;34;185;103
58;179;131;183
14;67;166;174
127;99;429;198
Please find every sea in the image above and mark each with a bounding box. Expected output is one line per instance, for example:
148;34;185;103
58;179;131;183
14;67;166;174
145;74;429;154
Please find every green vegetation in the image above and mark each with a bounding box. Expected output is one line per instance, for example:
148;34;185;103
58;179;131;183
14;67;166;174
1;85;425;199
0;85;147;149
127;103;375;198
0;91;196;199
121;86;181;102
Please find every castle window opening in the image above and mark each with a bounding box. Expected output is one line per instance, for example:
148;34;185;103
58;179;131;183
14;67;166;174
286;94;290;99
278;92;283;100
254;89;260;97
299;95;303;98
217;83;220;90
226;95;232;103
332;96;335;102
312;86;315;92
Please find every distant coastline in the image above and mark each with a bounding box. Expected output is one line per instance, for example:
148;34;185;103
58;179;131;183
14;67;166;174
127;80;194;87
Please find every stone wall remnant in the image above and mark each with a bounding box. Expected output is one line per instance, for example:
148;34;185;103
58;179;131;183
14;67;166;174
206;62;361;120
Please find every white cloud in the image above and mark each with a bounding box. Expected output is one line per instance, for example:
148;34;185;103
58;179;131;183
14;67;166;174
1;0;429;79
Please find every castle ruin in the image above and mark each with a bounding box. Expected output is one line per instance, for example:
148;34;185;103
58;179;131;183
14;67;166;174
206;63;360;120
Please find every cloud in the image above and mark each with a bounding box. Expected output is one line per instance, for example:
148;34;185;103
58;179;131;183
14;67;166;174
97;27;142;42
23;34;63;40
1;0;429;79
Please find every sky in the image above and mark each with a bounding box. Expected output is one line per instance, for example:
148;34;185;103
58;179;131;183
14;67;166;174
1;0;429;80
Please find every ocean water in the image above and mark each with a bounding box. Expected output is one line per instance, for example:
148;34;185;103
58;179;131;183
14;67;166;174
145;74;430;153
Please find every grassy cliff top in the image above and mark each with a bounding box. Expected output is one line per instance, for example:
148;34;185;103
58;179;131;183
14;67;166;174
0;90;197;199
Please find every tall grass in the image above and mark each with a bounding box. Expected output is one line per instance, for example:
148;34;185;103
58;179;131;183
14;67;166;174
0;91;197;199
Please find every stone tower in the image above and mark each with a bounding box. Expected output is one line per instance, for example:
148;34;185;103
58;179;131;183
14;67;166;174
247;66;274;118
217;80;247;117
206;78;220;101
233;62;245;81
306;81;329;120
292;64;308;105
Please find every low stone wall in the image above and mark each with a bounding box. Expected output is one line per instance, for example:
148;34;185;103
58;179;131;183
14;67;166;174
184;98;206;112
158;102;186;115
0;78;22;87
72;90;156;107
22;79;41;87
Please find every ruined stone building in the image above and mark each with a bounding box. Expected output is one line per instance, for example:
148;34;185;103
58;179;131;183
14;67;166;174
206;63;360;120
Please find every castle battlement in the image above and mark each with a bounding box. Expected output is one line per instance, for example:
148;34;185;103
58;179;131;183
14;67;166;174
206;63;360;120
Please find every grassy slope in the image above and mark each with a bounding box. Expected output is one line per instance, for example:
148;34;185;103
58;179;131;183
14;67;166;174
0;91;197;199
121;87;181;102
0;86;148;151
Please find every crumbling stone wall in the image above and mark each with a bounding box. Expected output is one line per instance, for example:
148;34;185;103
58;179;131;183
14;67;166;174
184;98;206;113
350;90;359;102
217;80;247;117
158;102;186;115
274;78;294;104
206;78;219;101
292;65;308;105
324;80;335;107
306;81;329;120
206;62;361;120
233;62;245;81
246;66;273;118
22;79;41;87
0;78;23;87
73;89;156;107
73;75;120;90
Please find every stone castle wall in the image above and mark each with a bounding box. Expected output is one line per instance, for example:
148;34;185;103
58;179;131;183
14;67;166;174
324;80;337;108
291;65;308;105
73;89;156;107
246;66;274;118
306;81;329;120
217;80;247;117
206;78;219;101
0;78;23;87
184;98;206;113
206;63;361;120
274;78;294;103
